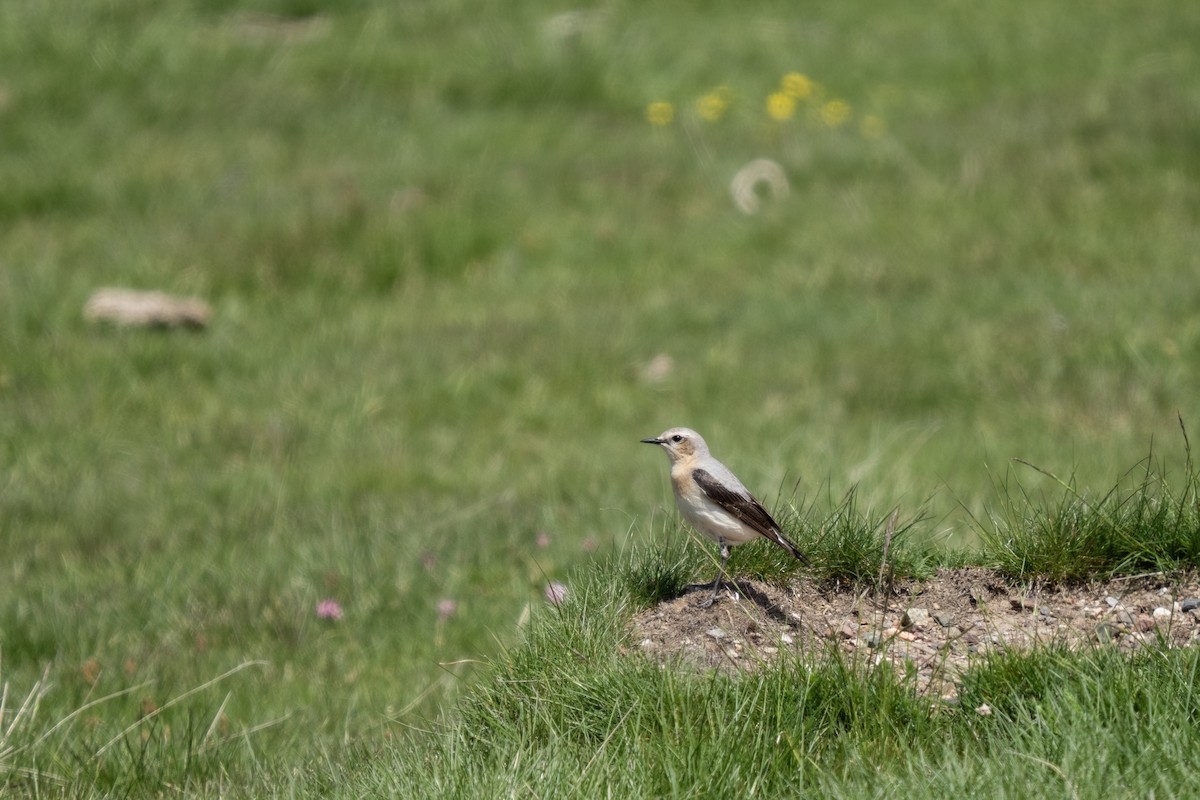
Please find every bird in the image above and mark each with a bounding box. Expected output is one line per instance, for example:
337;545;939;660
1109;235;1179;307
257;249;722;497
641;427;808;608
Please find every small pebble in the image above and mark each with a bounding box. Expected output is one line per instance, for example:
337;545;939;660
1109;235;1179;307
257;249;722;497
707;627;726;640
1105;596;1119;608
862;631;883;649
934;612;955;628
1181;598;1200;613
1152;607;1172;621
780;633;794;645
902;608;930;628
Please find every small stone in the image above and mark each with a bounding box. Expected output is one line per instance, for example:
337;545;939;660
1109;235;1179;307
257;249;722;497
933;612;955;628
901;608;929;629
975;703;992;716
1094;622;1119;642
780;633;795;645
898;631;916;642
1181;598;1200;613
1105;596;1119;608
707;627;727;640
762;647;778;655
640;638;653;648
837;621;858;640
84;287;213;329
1039;607;1053;617
862;631;883;649
1115;610;1135;627
1152;607;1173;621
947;626;963;638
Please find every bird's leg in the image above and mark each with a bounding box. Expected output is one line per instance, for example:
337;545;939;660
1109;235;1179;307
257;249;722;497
698;540;730;608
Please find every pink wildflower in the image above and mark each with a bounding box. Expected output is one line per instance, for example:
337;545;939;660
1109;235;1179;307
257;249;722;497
316;598;344;620
544;581;568;606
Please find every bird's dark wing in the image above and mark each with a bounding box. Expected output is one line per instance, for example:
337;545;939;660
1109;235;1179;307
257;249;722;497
692;468;808;563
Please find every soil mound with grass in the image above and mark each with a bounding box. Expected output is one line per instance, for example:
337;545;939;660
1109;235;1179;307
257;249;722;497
627;568;1200;700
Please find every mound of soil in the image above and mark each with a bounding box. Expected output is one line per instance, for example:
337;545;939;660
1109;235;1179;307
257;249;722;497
626;568;1200;700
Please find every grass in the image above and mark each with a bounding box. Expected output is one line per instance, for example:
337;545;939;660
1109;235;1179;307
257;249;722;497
979;418;1200;581
264;563;1200;798
2;0;1200;794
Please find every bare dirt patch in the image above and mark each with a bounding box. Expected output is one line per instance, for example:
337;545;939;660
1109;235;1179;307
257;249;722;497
626;568;1200;699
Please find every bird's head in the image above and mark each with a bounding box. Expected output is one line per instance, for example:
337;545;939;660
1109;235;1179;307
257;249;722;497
640;427;709;463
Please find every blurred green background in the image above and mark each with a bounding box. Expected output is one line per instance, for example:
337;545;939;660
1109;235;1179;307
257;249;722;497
1;0;1198;788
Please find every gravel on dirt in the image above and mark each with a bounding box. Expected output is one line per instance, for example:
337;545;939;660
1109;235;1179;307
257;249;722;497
626;567;1200;700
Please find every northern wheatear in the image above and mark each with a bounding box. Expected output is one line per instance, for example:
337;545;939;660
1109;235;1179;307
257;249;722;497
641;427;808;608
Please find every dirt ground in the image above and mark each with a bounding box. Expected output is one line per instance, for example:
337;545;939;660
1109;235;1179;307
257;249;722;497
626;567;1200;700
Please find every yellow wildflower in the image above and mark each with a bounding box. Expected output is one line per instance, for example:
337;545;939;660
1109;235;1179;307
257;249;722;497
696;87;731;121
859;114;886;139
781;72;814;100
646;101;675;126
766;92;795;121
819;99;851;127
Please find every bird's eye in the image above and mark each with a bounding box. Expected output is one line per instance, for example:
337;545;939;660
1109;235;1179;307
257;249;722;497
671;434;683;443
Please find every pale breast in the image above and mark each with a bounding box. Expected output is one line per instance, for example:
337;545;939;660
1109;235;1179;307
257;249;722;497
673;482;760;545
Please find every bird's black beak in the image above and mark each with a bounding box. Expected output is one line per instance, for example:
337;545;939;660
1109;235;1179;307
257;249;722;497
640;437;663;445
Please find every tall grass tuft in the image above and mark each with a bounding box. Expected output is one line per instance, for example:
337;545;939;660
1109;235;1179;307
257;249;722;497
777;485;938;585
978;418;1200;581
613;528;703;608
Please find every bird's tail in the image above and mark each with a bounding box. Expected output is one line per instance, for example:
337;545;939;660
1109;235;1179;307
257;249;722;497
765;528;810;566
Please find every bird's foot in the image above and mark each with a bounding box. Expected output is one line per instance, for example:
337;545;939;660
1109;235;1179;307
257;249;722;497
697;580;726;608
